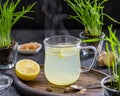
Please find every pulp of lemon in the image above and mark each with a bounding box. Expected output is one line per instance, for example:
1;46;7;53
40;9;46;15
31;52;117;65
44;44;81;86
15;59;40;81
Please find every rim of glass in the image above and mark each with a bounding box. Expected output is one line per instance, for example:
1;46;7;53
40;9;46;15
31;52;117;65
101;76;120;92
0;74;13;89
44;35;81;48
79;32;105;39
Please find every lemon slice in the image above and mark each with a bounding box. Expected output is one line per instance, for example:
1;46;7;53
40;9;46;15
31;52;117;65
46;47;60;55
59;47;78;58
15;59;40;81
46;44;79;58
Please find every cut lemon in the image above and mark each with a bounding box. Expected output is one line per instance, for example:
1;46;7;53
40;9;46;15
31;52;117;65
15;59;40;81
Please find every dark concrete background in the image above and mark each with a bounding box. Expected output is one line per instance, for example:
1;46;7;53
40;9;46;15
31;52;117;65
9;0;120;29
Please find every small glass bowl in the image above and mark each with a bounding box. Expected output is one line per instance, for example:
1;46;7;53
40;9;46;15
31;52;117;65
0;74;13;96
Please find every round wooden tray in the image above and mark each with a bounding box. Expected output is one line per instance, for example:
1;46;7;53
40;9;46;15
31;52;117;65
5;65;107;96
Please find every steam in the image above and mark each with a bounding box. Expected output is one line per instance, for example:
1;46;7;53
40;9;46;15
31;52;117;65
42;0;70;37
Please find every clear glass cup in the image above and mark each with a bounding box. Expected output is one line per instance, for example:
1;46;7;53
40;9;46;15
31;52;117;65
0;41;18;69
101;76;120;96
0;41;17;95
44;35;97;86
0;74;13;96
79;32;105;56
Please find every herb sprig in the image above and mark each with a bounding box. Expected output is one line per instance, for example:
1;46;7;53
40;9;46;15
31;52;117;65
0;0;36;48
65;0;119;37
105;25;120;90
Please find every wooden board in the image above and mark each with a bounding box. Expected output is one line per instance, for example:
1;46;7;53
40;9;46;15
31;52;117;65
5;65;108;96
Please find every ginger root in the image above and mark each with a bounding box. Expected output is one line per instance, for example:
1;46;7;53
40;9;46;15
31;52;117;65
98;50;116;67
20;42;40;50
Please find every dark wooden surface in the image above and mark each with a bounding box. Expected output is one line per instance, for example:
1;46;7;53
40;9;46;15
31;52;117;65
6;65;107;96
6;29;119;96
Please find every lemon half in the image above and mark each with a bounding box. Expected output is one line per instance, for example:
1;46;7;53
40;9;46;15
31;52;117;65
15;59;40;81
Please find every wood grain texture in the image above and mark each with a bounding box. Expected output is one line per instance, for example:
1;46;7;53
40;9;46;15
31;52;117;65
5;65;108;96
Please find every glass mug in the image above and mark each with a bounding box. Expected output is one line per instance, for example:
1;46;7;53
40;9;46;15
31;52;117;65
44;35;97;86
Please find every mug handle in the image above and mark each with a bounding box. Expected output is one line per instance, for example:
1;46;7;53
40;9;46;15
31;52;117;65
80;46;97;73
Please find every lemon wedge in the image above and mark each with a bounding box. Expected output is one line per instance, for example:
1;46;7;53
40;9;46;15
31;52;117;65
15;59;40;81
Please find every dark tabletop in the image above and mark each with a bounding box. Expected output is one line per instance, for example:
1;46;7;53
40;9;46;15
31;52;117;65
7;29;117;96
